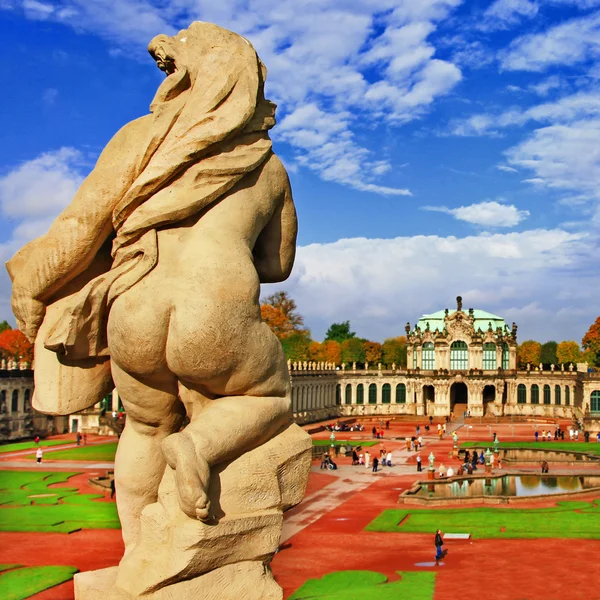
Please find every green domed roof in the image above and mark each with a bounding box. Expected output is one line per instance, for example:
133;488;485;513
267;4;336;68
417;309;508;333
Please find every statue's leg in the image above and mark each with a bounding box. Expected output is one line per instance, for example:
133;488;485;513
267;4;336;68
111;361;185;551
162;380;291;520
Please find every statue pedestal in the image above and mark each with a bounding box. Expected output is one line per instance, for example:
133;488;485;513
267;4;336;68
76;424;311;600
452;447;459;458
329;446;336;458
485;464;492;475
427;468;435;480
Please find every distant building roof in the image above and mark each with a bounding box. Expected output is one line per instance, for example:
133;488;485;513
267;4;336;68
417;309;507;333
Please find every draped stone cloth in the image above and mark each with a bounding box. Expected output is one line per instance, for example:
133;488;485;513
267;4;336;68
9;23;276;361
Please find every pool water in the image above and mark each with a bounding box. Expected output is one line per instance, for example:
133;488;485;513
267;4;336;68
416;475;598;498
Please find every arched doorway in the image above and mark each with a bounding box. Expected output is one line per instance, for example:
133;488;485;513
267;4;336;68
423;385;435;415
483;385;496;415
450;382;468;413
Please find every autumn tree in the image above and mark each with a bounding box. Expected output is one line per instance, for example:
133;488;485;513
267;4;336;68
556;341;581;365
320;340;341;365
363;341;382;364
324;321;356;343
260;304;295;339
540;341;558;366
261;291;305;330
0;329;34;363
517;340;542;368
341;337;365;365
382;336;407;367
0;321;11;334
582;316;600;367
308;341;322;361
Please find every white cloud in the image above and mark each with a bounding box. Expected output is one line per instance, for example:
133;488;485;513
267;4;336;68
42;88;58;105
529;75;565;96
0;147;84;220
496;164;519;172
482;0;539;30
423;200;530;227
265;228;598;342
500;10;600;71
3;0;465;196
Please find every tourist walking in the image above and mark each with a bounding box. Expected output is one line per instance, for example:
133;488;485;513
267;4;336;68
435;529;444;562
365;451;371;469
76;431;81;446
359;453;364;466
352;450;359;465
417;454;422;472
535;430;539;441
110;478;116;499
372;457;379;473
386;451;393;467
34;436;40;445
36;447;43;465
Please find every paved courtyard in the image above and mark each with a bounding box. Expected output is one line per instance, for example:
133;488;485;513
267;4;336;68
1;417;599;599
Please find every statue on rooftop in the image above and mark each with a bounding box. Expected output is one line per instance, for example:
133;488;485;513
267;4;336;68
7;22;311;600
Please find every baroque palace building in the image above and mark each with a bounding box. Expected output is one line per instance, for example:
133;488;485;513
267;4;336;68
2;297;600;440
290;298;600;429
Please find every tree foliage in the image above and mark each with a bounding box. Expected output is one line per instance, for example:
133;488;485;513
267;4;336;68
308;341;322;361
517;340;541;368
262;291;305;329
280;332;312;363
582;316;600;367
260;304;295;339
556;341;581;365
341;337;365;364
324;321;356;343
363;341;382;364
0;329;34;363
321;340;341;364
382;336;407;367
0;321;11;334
540;341;558;366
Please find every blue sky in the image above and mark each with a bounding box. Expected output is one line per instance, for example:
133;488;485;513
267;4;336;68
1;0;599;344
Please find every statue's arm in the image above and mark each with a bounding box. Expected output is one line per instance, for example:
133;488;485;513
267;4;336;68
10;117;149;338
253;178;297;283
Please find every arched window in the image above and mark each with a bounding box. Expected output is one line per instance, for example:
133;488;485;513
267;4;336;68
565;386;570;406
483;343;497;370
23;389;31;410
517;384;527;404
345;384;352;405
450;341;468;370
335;384;341;406
382;383;391;404
591;390;600;413
368;383;377;404
0;390;6;410
531;384;539;404
422;342;435;370
543;384;551;405
356;384;364;404
11;390;19;413
502;343;510;370
396;383;406;404
555;385;561;405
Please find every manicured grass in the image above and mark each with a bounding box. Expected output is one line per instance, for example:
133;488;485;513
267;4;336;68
366;499;600;539
27;441;118;462
0;470;120;533
0;440;68;454
289;570;436;600
1;565;78;600
461;441;600;456
312;440;378;447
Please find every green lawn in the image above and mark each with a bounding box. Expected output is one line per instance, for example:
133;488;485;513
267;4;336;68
0;470;120;533
461;441;600;456
366;499;600;539
0;440;68;454
0;565;78;600
289;571;436;600
27;441;118;462
312;440;378;447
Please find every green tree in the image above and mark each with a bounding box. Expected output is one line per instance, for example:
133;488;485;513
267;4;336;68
341;337;365;365
280;332;312;362
382;336;407;368
325;321;356;343
556;341;581;365
540;341;558;366
0;321;11;334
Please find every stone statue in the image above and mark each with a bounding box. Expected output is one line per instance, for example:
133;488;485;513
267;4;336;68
7;22;311;600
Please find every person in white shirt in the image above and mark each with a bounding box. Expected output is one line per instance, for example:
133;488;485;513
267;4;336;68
446;466;454;478
36;448;43;464
569;428;574;440
386;451;393;467
438;464;447;477
365;451;371;469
